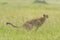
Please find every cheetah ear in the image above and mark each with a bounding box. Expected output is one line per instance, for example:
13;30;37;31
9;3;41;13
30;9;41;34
43;14;48;18
43;14;45;17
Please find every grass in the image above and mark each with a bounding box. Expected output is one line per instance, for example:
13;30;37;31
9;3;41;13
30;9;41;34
0;2;60;40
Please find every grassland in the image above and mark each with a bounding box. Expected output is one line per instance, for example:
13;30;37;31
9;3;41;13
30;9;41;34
0;2;60;40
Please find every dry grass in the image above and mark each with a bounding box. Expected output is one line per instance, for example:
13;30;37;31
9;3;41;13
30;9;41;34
0;2;60;40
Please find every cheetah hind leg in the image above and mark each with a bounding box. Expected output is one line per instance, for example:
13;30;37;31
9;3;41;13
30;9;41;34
35;26;40;31
25;26;33;32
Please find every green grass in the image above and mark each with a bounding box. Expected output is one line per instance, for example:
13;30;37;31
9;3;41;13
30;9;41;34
0;2;60;40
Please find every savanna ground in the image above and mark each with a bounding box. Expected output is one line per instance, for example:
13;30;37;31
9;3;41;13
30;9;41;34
0;1;60;40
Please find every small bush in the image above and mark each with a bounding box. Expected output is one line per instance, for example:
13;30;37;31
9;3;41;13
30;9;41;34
34;0;47;4
1;2;8;5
